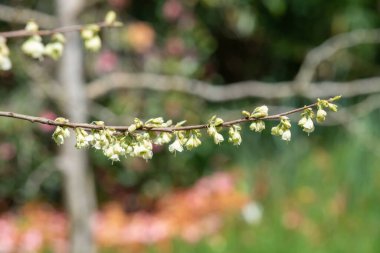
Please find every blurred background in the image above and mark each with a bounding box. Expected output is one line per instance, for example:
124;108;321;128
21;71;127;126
1;0;380;252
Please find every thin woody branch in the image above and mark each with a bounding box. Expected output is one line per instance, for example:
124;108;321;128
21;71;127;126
0;21;121;39
0;100;326;133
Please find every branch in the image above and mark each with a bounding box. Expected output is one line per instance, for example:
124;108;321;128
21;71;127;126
86;72;380;101
294;28;380;91
0;100;327;133
0;4;58;29
85;28;380;101
0;21;121;39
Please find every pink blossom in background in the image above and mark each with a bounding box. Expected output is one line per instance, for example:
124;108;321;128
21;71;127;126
0;172;248;251
163;0;183;21
38;111;57;133
19;229;43;253
0;218;17;253
95;50;119;74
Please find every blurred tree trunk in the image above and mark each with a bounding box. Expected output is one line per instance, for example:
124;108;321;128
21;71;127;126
56;0;97;252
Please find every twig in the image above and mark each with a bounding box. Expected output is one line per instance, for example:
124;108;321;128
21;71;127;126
0;4;58;29
0;21;121;38
86;72;380;101
294;28;380;91
0;100;324;133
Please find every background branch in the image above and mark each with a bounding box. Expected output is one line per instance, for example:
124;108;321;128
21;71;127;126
0;4;58;29
0;21;120;38
294;28;380;91
86;72;380;101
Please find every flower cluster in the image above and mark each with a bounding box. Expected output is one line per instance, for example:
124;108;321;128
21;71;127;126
81;24;102;52
52;118;70;145
207;116;225;144
44;33;65;60
50;97;341;162
0;36;11;71
1;11;120;71
228;125;242;145
21;21;66;60
298;108;315;134
271;116;292;141
21;21;45;59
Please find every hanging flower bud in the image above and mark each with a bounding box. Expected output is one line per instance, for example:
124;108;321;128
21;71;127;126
25;21;39;32
44;33;65;60
281;129;291;141
316;109;327;123
168;138;184;153
84;35;102;52
250;120;265;132
22;35;45;59
228;125;242;146
0;37;11;71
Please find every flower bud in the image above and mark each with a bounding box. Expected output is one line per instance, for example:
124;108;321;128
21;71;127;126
214;117;224;127
84;35;102;52
316;109;327;123
22;36;45;59
228;126;242;146
271;126;283;136
105;11;117;25
252;105;268;118
0;55;11;71
44;42;64;60
25;21;39;32
327;103;338;112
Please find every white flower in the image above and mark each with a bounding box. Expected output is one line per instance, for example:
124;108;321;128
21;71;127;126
133;144;153;160
22;36;45;59
281;129;291;141
271;125;283;136
25;21;39;32
113;142;125;154
169;138;184;153
84;36;101;52
91;132;109;150
228;126;242;146
249;120;265;132
316;109;327;123
298;116;307;127
52;126;70;145
0;55;11;71
213;132;224;144
62;128;70;138
44;42;64;60
302;118;315;134
75;128;90;149
154;132;172;145
185;135;201;150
